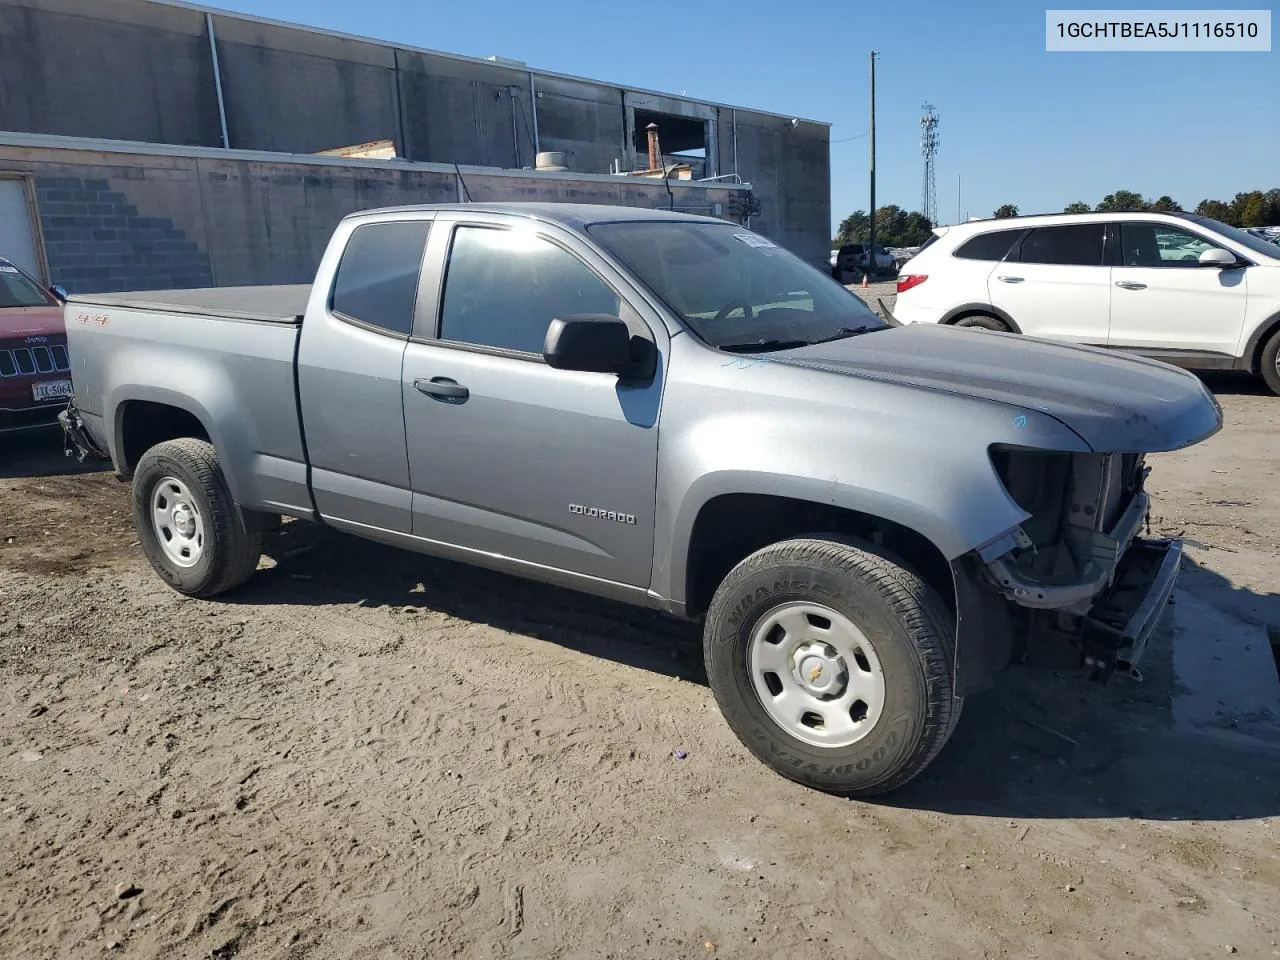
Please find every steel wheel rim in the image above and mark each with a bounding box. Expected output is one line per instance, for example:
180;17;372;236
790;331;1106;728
151;476;205;568
748;601;886;748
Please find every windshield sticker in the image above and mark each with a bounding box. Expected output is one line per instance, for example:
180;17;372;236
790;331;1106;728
733;233;776;249
0;265;19;274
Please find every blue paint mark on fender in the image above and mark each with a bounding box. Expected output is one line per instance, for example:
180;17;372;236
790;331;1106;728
721;355;782;370
1012;415;1028;428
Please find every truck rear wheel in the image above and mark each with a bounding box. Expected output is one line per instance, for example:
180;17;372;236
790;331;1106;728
703;536;961;796
132;438;262;598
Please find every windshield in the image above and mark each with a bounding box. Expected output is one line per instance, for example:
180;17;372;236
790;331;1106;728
588;221;885;351
0;261;55;308
1189;215;1280;260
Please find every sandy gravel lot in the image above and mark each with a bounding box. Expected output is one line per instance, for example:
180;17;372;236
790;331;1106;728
2;371;1278;959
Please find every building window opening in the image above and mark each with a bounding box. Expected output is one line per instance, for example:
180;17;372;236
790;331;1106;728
632;110;707;174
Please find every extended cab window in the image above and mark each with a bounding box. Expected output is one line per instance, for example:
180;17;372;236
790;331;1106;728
953;229;1021;261
440;226;620;355
1119;222;1216;267
1017;224;1105;266
330;221;431;336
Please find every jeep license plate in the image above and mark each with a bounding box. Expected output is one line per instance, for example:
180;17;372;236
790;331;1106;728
32;379;73;403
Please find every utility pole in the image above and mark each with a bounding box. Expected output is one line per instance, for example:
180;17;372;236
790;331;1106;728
867;51;877;275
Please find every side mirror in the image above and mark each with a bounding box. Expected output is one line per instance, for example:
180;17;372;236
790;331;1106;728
543;315;634;375
50;285;68;302
1198;247;1239;268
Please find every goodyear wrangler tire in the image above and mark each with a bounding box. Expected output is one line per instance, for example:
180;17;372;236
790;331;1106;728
703;536;961;796
132;438;262;598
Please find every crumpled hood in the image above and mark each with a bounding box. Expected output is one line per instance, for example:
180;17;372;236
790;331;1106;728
0;306;65;339
775;323;1222;452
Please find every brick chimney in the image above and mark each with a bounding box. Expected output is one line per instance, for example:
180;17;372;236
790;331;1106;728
646;122;661;172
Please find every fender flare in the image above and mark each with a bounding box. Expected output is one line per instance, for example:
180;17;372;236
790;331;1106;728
107;388;237;497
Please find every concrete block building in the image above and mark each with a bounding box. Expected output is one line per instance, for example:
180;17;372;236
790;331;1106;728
0;0;831;292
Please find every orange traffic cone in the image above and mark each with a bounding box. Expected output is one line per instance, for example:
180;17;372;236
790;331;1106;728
860;273;869;289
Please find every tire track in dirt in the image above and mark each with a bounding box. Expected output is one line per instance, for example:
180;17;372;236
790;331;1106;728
4;418;1280;958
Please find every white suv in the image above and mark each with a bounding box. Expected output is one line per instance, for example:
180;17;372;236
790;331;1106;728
891;211;1280;395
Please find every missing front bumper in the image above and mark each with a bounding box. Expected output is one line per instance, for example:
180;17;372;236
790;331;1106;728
985;489;1151;615
58;401;109;462
1081;537;1182;678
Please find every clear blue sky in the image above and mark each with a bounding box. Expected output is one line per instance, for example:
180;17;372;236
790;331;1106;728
207;0;1278;234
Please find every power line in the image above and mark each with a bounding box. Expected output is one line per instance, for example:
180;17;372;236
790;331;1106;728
830;131;870;144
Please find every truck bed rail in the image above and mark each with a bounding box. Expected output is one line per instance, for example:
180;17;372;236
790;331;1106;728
67;284;310;325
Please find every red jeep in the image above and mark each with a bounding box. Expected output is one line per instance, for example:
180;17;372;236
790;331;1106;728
0;257;72;435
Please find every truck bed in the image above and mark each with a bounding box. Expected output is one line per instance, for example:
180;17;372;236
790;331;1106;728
68;284;311;324
63;283;311;519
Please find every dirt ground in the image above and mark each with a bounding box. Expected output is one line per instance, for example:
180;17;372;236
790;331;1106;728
2;372;1279;959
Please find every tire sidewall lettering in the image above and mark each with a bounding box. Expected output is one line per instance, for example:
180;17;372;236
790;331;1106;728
703;540;956;793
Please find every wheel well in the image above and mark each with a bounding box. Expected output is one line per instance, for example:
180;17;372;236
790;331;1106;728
1248;315;1280;374
684;494;955;619
941;305;1021;333
117;401;209;474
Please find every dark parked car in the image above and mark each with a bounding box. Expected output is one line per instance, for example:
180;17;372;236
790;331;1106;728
831;242;895;283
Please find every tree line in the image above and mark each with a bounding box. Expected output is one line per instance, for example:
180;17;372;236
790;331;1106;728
992;188;1280;226
833;205;934;248
836;188;1280;249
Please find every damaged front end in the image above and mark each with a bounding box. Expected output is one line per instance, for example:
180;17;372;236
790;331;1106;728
58;399;110;463
965;446;1182;684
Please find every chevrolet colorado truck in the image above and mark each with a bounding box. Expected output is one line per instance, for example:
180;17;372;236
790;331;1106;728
60;203;1222;796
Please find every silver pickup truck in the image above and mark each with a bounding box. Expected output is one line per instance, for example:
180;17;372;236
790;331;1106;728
60;203;1221;796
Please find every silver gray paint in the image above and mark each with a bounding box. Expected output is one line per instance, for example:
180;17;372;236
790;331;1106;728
78;284;310;322
399;211;667;587
63;202;1223;616
65;304;310;516
295;214;421;533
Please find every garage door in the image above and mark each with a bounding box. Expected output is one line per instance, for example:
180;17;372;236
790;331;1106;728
0;178;43;281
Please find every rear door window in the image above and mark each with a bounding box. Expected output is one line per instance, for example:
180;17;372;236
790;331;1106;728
330;221;431;336
1017;224;1106;266
952;229;1023;261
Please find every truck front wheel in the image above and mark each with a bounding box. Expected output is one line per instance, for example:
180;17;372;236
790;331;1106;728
703;536;961;796
132;438;262;597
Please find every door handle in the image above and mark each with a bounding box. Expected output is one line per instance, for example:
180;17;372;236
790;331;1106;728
996;275;1024;283
1115;281;1147;290
414;377;469;402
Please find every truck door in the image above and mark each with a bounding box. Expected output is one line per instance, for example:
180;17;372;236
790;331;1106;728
296;218;431;534
400;217;662;588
